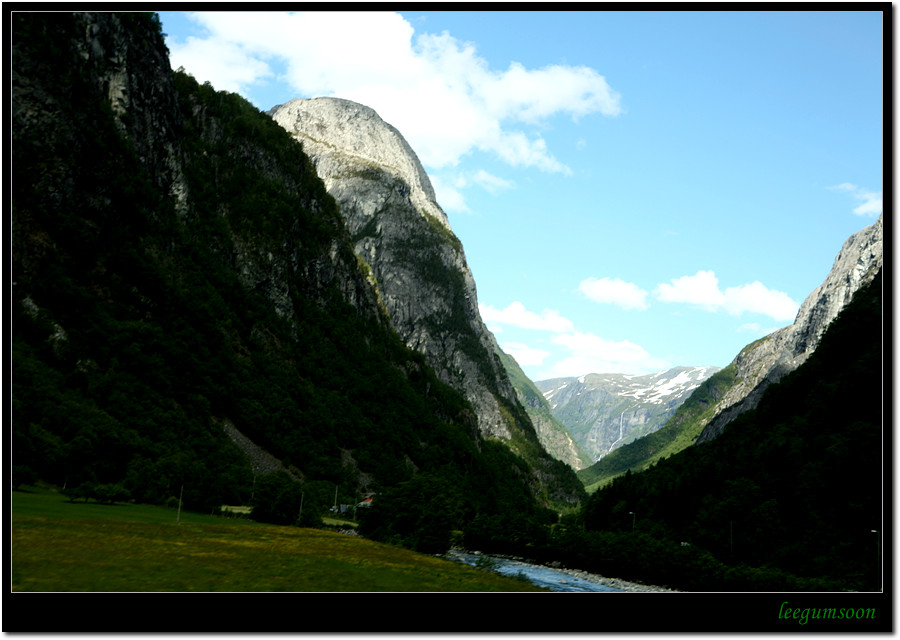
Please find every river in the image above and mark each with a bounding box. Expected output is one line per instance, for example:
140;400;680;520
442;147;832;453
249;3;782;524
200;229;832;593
445;550;625;592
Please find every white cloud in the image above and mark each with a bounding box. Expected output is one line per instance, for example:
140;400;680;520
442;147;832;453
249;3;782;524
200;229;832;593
828;183;882;218
167;11;621;174
738;322;778;335
429;169;512;212
501;342;550;367
542;332;669;377
169;35;274;94
578;277;649;311
479;301;574;333
430;175;470;214
722;281;798;322
655;270;725;311
472;170;514;194
484;130;572;175
479;61;622;123
655;270;798;322
853;194;882;217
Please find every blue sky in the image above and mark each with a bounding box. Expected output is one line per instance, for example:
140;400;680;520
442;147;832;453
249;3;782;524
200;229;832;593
159;10;884;382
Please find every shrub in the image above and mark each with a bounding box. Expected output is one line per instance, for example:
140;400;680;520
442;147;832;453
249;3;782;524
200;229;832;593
64;482;95;503
93;483;132;504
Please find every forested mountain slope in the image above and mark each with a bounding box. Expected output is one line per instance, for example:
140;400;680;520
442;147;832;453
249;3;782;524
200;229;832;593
11;12;577;553
577;364;738;490
581;269;884;590
578;214;883;490
495;343;592;470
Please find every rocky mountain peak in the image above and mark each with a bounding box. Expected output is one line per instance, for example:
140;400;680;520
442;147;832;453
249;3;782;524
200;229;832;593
786;213;883;358
268;97;450;231
267;94;586;508
269;96;516;439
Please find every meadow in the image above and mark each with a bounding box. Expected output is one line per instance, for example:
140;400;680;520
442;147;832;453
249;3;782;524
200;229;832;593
10;488;543;592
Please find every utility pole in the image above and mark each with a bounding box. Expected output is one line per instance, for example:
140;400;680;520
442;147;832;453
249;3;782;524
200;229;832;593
872;529;881;587
629;511;636;532
176;484;184;524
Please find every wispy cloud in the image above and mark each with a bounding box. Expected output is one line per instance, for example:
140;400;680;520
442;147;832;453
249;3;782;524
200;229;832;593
654;270;798;322
484;300;667;377
541;332;669;377
427;169;513;212
472;170;515;194
578;276;649;311
430;175;470;214
167;11;622;175
828;183;882;217
501;342;550;367
737;322;779;336
479;301;575;333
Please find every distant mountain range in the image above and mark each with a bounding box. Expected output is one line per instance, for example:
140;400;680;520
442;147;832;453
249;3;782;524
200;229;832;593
534;366;720;462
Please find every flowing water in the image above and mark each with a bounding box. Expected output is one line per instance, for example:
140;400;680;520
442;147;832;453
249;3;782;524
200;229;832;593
446;550;624;592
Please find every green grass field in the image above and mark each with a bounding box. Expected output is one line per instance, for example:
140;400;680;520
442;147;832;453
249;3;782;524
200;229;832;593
11;488;544;592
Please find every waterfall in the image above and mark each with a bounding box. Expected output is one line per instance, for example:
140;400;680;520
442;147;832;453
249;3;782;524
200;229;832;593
607;411;626;453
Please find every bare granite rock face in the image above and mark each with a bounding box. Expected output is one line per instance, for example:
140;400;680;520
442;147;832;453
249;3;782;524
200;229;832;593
696;214;883;443
269;98;586;507
268;98;450;230
268;98;527;444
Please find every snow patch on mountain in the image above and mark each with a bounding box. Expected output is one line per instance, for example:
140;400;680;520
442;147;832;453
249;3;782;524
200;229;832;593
536;366;721;460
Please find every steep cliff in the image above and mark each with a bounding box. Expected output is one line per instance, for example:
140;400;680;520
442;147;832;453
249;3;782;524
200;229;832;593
268;98;513;439
495;342;592;470
696;213;883;443
268;97;584;504
11;12;577;547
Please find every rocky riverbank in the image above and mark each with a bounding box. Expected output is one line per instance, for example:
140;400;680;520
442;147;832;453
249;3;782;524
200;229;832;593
550;564;680;593
448;549;680;593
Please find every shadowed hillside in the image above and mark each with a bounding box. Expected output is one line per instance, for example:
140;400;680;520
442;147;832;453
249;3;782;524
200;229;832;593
11;11;576;555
